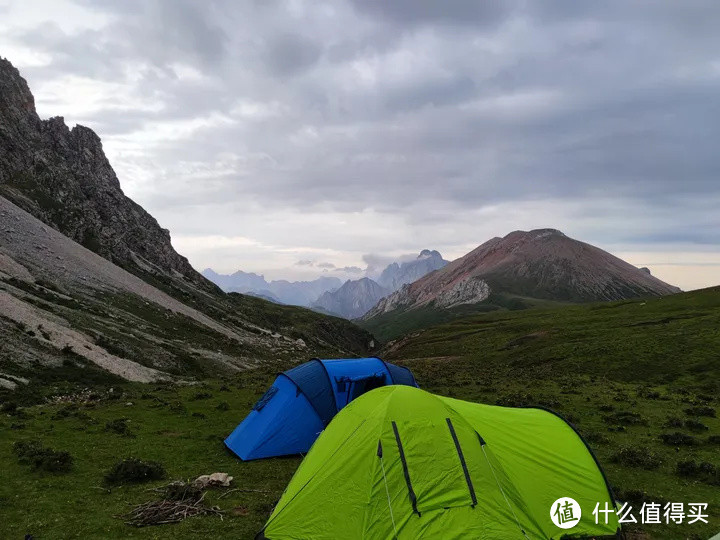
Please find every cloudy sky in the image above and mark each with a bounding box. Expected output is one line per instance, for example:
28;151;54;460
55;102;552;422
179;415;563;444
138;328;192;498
2;0;719;290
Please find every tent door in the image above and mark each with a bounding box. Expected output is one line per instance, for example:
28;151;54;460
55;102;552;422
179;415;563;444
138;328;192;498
348;374;386;401
386;418;485;515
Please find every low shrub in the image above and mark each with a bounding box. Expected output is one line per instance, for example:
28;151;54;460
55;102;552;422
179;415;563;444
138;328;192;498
1;401;18;414
676;460;720;485
684;406;716;418
610;446;662;470
13;440;73;473
104;458;166;485
613;488;667;507
708;435;720;445
663;416;684;428
684;419;708;432
105;418;135;437
51;405;93;422
659;432;697;446
602;411;646;426
583;431;610;445
191;391;213;401
215;401;230;411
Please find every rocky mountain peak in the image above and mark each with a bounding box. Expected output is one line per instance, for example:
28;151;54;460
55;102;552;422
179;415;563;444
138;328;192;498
0;58;214;292
418;249;439;259
377;249;449;292
0;57;36;114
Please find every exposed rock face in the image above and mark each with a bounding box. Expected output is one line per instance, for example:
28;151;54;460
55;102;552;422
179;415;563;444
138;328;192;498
0;58;375;386
0;57;214;292
364;228;681;319
377;249;448;291
312;277;390;319
0;172;374;383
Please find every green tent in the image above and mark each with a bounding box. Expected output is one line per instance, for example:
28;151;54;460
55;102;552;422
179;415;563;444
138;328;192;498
258;385;619;539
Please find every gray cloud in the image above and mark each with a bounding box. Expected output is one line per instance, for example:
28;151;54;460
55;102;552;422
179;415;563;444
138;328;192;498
335;266;363;274
2;0;718;289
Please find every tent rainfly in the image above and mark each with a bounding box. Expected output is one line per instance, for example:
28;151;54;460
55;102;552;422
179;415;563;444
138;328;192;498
257;385;620;539
225;357;418;460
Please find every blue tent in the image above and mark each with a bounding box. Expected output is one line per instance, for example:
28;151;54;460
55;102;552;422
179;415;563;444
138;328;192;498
224;357;418;460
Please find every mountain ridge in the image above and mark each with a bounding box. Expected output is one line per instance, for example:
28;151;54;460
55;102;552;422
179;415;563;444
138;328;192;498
0;57;215;294
363;228;681;333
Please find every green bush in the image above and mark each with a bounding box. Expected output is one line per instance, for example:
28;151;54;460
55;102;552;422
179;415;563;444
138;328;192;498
104;418;135;437
684;419;708;432
215;401;230;411
13;440;73;473
659;432;697;446
676;460;720;485
684;406;716;418
104;458;166;485
583;431;610;445
602;411;646;426
610;446;662;470
663;416;684;428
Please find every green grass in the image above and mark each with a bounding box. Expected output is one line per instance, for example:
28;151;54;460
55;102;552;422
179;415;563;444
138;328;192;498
360;292;567;342
1;288;719;539
0;376;300;539
380;287;720;539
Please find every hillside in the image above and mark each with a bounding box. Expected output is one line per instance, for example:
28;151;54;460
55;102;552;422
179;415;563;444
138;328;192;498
1;289;718;539
0;195;374;392
362;228;680;340
0;58;374;391
383;286;720;386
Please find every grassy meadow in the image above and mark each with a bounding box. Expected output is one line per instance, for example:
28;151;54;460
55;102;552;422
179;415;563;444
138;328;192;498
1;287;720;539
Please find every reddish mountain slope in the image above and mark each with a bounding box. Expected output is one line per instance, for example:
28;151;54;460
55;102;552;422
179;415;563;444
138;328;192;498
365;229;680;318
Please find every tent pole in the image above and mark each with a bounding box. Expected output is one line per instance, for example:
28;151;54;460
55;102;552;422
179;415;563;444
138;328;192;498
480;443;530;540
380;455;398;539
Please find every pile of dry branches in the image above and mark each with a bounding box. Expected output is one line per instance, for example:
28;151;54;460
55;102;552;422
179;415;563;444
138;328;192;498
120;482;224;527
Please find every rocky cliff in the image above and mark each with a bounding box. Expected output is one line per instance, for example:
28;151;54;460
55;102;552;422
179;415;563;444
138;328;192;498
0;57;213;292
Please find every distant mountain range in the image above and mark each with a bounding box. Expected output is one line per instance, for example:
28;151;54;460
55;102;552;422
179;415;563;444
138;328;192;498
361;229;681;340
203;249;448;313
201;269;342;306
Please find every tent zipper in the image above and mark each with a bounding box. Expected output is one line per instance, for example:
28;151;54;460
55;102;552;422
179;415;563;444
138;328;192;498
391;421;421;516
446;418;477;507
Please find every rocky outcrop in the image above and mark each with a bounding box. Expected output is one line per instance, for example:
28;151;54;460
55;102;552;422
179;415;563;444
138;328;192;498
312;277;389;319
364;228;681;320
0;57;214;292
377;249;448;291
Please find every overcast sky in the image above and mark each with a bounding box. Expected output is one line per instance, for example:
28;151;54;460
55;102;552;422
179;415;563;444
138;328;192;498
2;0;719;289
